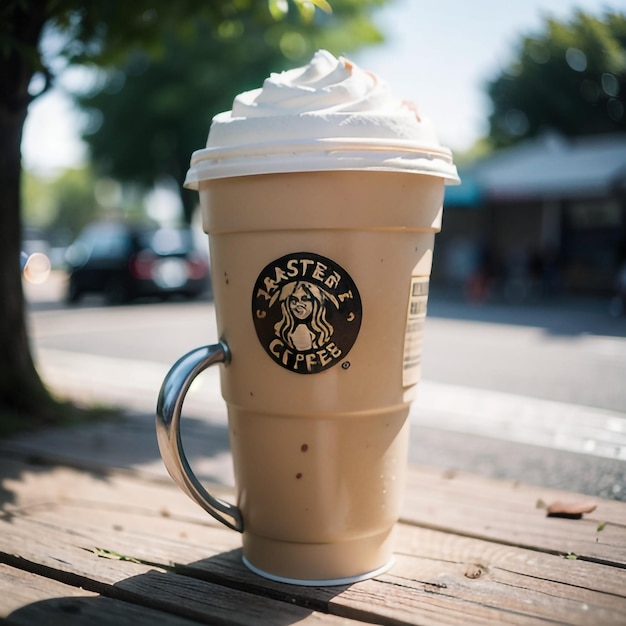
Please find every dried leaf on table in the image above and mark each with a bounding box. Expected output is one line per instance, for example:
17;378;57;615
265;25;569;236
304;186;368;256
546;501;597;519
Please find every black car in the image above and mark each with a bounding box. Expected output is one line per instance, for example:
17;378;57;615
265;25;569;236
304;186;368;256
65;222;210;304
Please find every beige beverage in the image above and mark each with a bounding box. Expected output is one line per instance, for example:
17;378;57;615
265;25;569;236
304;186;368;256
156;51;459;585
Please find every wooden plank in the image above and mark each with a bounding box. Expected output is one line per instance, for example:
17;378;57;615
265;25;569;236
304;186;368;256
323;571;622;626
402;466;626;565
404;465;626;524
394;524;626;599
5;454;625;533
170;527;626;626
3;455;626;625
4;494;626;626
381;553;625;626
0;457;217;526
0;563;200;626
180;554;622;626
0;562;98;616
0;514;545;626
0;517;365;625
5;454;624;569
18;496;626;602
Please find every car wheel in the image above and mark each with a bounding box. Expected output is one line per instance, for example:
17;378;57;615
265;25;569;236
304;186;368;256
105;276;131;305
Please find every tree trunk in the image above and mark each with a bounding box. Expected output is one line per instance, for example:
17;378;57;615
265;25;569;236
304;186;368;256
0;6;63;429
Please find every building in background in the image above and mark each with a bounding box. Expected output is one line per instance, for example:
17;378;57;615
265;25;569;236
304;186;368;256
438;133;626;302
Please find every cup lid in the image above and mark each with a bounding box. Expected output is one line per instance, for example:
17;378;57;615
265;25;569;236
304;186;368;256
185;50;460;188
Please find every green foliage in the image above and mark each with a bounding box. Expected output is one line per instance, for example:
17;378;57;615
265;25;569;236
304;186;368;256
37;2;270;68
452;137;493;168
270;0;333;23
49;168;101;238
22;167;101;239
74;0;388;220
487;10;626;148
21;171;56;229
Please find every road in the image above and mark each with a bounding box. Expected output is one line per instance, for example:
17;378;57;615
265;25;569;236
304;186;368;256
25;272;626;500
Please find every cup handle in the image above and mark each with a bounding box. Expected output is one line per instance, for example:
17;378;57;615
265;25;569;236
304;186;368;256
156;341;244;532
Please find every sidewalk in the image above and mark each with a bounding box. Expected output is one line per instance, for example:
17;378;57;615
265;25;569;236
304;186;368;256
427;284;626;338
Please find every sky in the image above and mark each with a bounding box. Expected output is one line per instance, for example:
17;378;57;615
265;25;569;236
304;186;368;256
21;0;624;176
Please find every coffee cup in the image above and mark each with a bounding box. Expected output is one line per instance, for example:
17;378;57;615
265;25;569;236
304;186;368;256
156;50;459;585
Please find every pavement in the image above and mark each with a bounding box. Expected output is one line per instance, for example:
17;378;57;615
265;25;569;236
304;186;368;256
4;272;625;503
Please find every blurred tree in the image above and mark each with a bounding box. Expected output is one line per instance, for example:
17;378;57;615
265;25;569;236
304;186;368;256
487;10;626;148
51;168;104;239
0;0;388;431
22;172;57;230
77;2;387;222
23;167;101;240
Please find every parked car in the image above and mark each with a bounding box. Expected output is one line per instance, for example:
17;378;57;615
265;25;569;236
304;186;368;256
65;222;210;304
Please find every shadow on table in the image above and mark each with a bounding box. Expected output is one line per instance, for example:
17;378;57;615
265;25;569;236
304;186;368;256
5;548;350;625
0;412;233;510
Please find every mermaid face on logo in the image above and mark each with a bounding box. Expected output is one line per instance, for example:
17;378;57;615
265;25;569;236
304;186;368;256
289;284;314;321
274;281;336;352
252;253;362;374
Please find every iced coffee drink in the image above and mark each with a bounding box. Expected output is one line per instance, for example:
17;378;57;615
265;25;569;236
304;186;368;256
157;50;459;585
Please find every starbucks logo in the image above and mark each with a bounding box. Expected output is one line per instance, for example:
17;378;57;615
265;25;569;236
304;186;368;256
252;252;362;374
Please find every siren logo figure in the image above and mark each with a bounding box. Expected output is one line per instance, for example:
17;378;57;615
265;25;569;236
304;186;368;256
252;253;362;374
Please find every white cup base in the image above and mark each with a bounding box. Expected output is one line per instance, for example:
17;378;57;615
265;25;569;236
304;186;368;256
242;555;395;587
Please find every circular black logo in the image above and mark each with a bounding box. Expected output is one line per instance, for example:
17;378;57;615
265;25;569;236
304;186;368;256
252;252;362;374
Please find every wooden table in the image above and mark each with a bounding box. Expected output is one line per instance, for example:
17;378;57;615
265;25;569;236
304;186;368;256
1;446;625;625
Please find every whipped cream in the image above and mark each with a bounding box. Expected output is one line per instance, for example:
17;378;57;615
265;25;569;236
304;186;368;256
185;50;459;187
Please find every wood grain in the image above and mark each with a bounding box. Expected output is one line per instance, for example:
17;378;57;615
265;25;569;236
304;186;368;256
2;452;625;625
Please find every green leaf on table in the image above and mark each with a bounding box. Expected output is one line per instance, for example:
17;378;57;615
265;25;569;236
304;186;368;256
91;547;141;564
